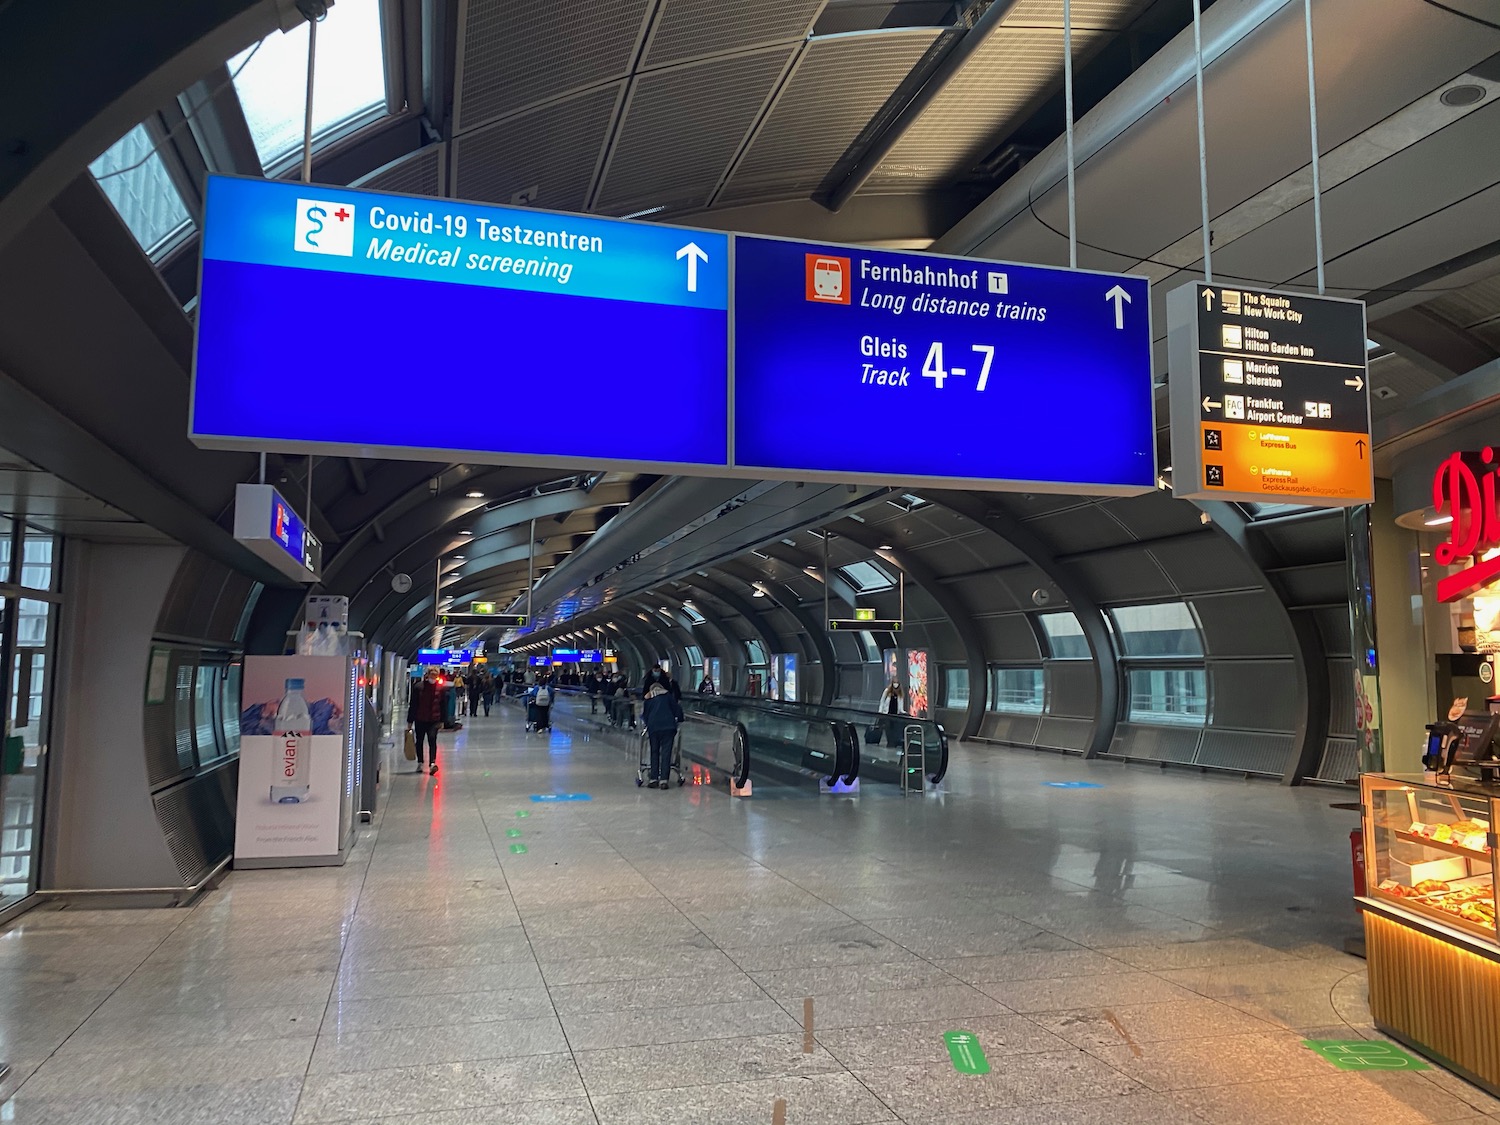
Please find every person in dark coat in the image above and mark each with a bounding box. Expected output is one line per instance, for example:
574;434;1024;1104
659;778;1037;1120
641;682;684;788
407;669;446;775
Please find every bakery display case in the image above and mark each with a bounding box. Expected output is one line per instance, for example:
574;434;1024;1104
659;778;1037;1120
1360;773;1500;1095
1363;773;1498;940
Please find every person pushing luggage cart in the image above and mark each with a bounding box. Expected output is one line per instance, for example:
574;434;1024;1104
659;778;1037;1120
638;682;684;788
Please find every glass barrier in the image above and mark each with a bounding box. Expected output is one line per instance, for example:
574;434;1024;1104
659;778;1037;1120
686;694;947;788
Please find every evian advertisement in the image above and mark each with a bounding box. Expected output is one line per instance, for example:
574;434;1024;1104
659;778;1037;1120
234;655;347;865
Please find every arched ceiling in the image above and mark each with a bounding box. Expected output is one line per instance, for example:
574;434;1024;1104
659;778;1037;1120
0;0;1497;669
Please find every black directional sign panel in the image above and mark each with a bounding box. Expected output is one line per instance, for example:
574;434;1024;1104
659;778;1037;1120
1168;281;1373;505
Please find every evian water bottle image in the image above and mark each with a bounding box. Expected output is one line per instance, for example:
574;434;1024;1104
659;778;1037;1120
270;678;312;804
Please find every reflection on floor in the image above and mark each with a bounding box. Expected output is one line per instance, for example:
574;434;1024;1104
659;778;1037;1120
0;709;1494;1124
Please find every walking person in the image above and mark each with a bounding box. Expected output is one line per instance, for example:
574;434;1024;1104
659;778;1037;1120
878;678;905;745
468;672;483;719
407;668;446;775
480;671;495;716
530;676;554;733
642;681;683;789
587;670;601;714
453;671;468;717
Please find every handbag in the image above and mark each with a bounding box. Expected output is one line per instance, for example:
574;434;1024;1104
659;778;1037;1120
403;728;417;761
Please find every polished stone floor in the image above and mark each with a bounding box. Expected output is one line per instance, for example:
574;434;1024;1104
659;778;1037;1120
0;705;1496;1124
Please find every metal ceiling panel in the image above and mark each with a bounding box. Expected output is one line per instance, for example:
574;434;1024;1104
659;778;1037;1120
717;29;942;206
1004;0;1148;27
1150;538;1263;595
1426;273;1500;328
869;27;1103;191
1099;495;1206;541
1023;505;1135;556
354;145;446;198
1064;550;1174;601
453;0;652;132
596;47;795;215
1191;591;1291;656
1208;101;1500;294
975;612;1043;660
452;85;624;212
972;0;1500;270
644;0;825;69
1367;353;1444;420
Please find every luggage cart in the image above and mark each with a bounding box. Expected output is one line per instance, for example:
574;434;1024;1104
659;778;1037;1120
637;729;685;787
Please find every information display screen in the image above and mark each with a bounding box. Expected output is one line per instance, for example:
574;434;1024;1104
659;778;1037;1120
192;177;730;470
732;236;1155;494
1168;281;1372;504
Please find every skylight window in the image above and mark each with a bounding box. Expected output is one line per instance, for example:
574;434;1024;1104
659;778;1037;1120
89;124;193;257
839;559;896;593
230;0;387;171
682;603;706;625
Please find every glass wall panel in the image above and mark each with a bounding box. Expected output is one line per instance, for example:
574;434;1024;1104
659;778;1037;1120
194;664;221;764
1109;602;1203;657
2;597;53;905
989;667;1044;713
221;662;243;758
1038;613;1090;659
943;666;969;709
1128;667;1208;725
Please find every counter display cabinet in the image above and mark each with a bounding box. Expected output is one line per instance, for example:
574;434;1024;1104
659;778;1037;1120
1360;773;1500;1094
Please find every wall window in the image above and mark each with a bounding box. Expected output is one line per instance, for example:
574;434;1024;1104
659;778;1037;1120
989;667;1044;713
1038;613;1090;659
89;124;193;256
1109;602;1202;657
230;0;388;171
943;667;969;709
1128;667;1208;725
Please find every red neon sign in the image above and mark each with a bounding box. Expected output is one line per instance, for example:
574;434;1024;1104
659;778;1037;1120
1434;449;1500;602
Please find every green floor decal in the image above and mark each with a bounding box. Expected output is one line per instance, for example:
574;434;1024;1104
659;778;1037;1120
944;1031;990;1075
1303;1040;1429;1071
508;843;527;854
505;829;522;838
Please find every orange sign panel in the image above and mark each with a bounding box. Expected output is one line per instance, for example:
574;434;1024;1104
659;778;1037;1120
1200;422;1371;502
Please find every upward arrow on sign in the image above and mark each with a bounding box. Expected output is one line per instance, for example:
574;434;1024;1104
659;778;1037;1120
676;242;708;293
1105;285;1131;330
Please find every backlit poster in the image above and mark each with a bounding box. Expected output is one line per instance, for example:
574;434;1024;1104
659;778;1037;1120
235;655;348;865
907;649;930;718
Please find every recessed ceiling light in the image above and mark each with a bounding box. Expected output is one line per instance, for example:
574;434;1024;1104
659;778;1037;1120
878;544;892;550
452;555;466;561
466;491;485;498
1425;514;1453;527
1441;84;1487;108
460;529;473;536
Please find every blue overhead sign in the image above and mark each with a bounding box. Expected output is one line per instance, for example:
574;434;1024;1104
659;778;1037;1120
191;177;730;469
191;180;1156;496
731;236;1154;493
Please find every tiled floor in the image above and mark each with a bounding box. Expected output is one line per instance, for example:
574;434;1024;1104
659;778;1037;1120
0;704;1497;1123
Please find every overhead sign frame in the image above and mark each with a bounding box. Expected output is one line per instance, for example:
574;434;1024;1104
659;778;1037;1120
191;176;1157;498
1167;281;1372;506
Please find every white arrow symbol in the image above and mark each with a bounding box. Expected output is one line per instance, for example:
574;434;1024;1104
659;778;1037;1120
1105;284;1131;330
1202;288;1215;310
1345;375;1364;390
1203;396;1222;411
676;242;708;293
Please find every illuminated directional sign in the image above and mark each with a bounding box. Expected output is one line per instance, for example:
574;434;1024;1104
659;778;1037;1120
1168;282;1372;505
472;601;496;614
829;618;902;631
440;612;526;628
192;177;729;470
732;236;1155;494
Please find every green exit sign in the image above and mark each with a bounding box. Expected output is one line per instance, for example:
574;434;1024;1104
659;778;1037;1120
472;602;496;614
855;608;875;621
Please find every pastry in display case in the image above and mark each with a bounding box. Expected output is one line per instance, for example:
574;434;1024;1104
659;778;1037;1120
1363;773;1499;944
